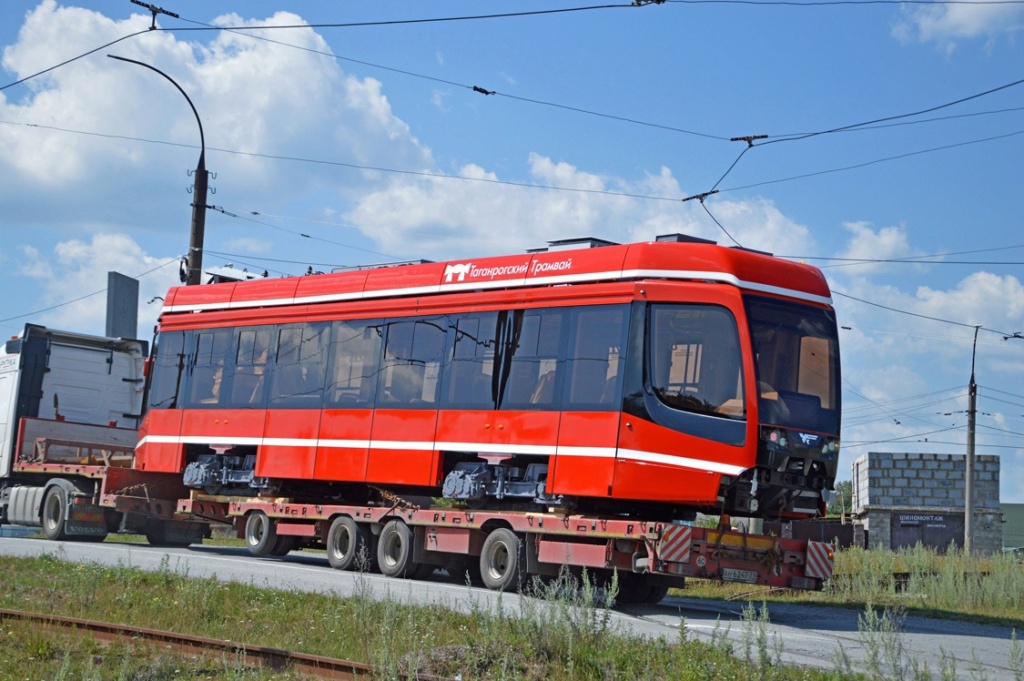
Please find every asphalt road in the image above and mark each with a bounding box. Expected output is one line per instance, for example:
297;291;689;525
0;536;1017;679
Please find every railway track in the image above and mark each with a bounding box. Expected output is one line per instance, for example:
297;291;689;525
0;607;452;680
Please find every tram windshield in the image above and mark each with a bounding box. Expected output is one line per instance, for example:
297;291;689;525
745;296;840;434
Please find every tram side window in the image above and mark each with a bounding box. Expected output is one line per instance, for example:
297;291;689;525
649;305;745;420
325;320;383;407
501;309;566;409
564;305;628;410
443;312;498;408
229;326;273;407
187;329;234;407
269;322;330;408
380;319;446;406
148;331;186;409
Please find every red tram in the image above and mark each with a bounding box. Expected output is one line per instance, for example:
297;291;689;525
137;235;840;521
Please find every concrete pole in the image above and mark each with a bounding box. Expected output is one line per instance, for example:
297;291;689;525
964;325;979;554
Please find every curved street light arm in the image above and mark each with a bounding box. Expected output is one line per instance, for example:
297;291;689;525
107;54;205;169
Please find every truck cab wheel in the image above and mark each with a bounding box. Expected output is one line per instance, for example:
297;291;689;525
41;487;70;541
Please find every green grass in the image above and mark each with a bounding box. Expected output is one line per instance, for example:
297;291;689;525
4;539;1019;678
0;550;840;680
682;543;1024;627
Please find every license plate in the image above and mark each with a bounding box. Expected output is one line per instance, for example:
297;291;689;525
722;568;758;584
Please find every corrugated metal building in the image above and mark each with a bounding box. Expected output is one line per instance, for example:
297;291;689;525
1003;503;1024;550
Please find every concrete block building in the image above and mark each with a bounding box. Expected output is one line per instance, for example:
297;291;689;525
851;452;1002;554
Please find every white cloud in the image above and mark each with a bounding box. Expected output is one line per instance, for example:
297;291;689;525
430;89;450;112
833;263;1024;499
915;271;1024;328
837;221;926;275
0;3;432;236
893;0;1024;49
221;237;273;255
16;233;179;336
346;156;814;259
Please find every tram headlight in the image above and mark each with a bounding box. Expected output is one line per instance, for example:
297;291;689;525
760;426;788;450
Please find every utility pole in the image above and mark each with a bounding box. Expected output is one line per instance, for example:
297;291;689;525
964;325;980;554
108;55;209;286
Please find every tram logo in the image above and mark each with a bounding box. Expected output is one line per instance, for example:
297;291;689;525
798;433;820;447
443;262;473;283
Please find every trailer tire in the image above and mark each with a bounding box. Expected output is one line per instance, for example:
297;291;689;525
244;511;279;556
479;527;525;592
377;520;417;578
144;522;192;548
327;516;370;571
269;535;296;556
643;584;670;604
41;486;70;541
614;573;653;604
145;530;189;548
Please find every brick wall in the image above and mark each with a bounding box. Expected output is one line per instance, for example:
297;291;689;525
851;452;1002;554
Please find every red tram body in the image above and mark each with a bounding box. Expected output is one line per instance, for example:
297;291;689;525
137;236;841;521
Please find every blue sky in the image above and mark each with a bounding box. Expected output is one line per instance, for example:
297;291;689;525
1;1;1022;502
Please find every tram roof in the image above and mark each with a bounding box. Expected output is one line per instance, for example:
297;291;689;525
161;239;832;316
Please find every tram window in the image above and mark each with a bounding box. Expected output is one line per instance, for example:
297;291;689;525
269;322;329;407
443;313;498;408
149;331;186;409
649;305;745;420
501;308;566;409
187;328;233;407
229;326;272;407
565;305;628;410
380;319;445;406
325;320;383;407
798;336;832;409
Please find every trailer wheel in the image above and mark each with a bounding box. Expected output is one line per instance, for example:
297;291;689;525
144;525;191;548
643;584;670;604
326;516;369;571
244;511;279;556
376;520;417;578
479;527;525;592
269;535;296;556
41;487;70;541
144;528;190;548
614;573;653;604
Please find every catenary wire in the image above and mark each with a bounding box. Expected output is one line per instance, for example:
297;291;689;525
0;30;151;92
207;206;400;261
980;386;1024;401
0;119;687;203
757;76;1024;145
668;0;1024;5
843;387;965;413
2;11;1021;306
831;290;1019;339
718;128;1024;194
168;5;652;32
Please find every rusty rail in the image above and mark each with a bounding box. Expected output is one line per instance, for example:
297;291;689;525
0;608;451;680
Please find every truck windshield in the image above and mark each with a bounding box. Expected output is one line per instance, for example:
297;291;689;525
745;296;840;434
